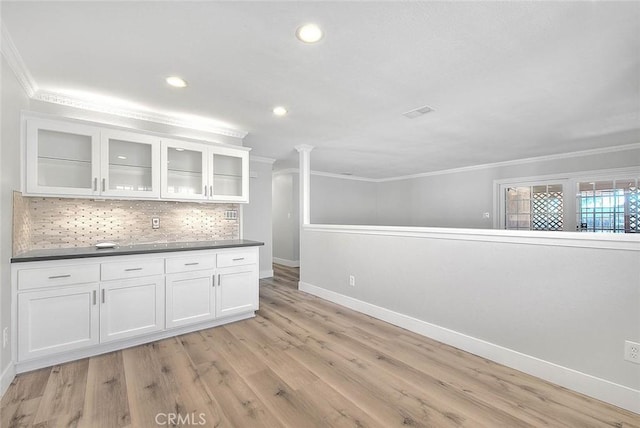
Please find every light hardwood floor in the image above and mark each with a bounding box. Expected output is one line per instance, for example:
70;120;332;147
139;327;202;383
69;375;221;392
2;263;638;427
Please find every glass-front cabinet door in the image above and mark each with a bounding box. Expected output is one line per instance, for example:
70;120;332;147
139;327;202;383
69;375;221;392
209;147;249;202
100;130;160;198
160;140;209;200
25;119;101;196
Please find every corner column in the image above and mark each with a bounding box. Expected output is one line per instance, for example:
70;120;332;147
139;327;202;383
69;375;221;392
294;145;314;227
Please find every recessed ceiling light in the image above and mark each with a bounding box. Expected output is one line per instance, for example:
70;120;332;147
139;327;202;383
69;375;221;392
117;155;127;160
273;106;288;116
175;148;185;151
166;76;188;88
296;23;323;44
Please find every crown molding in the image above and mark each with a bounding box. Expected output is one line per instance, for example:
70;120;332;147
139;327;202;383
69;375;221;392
272;168;376;182
294;144;314;153
377;142;640;182
33;90;248;139
250;155;276;164
1;22;38;97
1;24;247;139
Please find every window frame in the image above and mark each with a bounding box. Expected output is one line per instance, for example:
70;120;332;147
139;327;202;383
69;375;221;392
493;167;640;232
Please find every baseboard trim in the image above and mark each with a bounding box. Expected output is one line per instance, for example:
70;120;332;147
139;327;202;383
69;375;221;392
260;269;274;279
0;362;16;399
273;257;300;268
299;281;640;414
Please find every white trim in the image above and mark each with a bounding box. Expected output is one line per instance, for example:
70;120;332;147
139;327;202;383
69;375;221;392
299;281;640;414
0;362;15;399
377;143;640;182
310;170;376;182
33;91;248;139
303;224;640;251
0;22;38;97
272;168;298;177
250;156;276;164
15;313;254;373
259;269;274;279
273;257;300;268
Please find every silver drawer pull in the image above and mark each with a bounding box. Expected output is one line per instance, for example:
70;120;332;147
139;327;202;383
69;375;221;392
184;262;200;266
48;274;71;279
232;258;245;261
93;290;97;305
124;267;143;271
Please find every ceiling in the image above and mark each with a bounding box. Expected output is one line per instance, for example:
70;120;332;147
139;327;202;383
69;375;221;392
2;1;639;179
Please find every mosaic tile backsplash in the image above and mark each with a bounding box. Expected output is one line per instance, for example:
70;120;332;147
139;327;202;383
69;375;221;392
13;192;239;256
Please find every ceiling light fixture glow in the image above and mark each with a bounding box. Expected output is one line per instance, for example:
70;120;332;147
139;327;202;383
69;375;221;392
296;23;323;44
117;155;127;160
273;106;288;116
166;76;188;88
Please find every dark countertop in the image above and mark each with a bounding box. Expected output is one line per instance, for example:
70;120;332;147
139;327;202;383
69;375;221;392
11;239;264;263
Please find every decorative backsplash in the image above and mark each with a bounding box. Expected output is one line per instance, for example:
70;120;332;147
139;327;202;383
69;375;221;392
13;192;239;256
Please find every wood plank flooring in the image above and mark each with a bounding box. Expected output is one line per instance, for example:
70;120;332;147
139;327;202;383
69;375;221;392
2;263;638;427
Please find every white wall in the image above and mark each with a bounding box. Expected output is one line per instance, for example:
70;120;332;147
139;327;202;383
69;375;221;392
0;54;30;394
300;226;640;413
243;159;274;278
272;171;299;265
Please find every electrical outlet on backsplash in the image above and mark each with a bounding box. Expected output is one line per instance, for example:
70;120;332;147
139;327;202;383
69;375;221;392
12;192;240;255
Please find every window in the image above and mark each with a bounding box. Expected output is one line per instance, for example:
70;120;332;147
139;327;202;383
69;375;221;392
505;184;563;231
576;178;639;233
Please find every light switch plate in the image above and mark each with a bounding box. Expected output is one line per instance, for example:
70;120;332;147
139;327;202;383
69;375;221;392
152;217;160;229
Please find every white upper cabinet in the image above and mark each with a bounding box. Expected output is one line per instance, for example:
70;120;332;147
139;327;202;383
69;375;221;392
24;115;249;202
161;139;249;203
100;130;160;198
26;118;101;196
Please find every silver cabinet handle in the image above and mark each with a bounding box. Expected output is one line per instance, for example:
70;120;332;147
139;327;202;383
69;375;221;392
124;267;143;271
102;289;106;303
102;178;106;192
93;290;97;305
184;262;199;266
48;274;71;279
210;185;213;196
218;274;221;286
93;177;98;191
232;258;245;261
204;185;207;197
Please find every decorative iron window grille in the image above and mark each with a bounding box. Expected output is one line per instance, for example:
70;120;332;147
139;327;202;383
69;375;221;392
505;184;563;231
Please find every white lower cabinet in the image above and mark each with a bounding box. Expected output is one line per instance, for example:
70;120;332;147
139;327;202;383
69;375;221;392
18;283;100;361
13;246;260;370
165;270;216;328
100;276;165;342
217;265;259;318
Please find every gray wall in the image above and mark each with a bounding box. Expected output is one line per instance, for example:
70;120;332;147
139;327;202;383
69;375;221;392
243;159;273;277
376;147;640;228
310;175;378;225
300;227;640;410
272;172;299;264
1;55;30;388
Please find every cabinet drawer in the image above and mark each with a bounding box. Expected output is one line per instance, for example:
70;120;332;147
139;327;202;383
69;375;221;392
101;258;164;281
217;249;257;268
166;254;216;274
18;264;100;291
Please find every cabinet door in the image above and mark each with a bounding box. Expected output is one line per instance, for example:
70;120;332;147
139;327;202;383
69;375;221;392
18;283;99;361
100;276;165;343
216;265;258;318
25;118;101;196
209;146;249;202
100;130;160;198
166;270;216;328
161;140;209;201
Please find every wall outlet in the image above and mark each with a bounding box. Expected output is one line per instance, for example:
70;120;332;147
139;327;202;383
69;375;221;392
624;340;640;364
224;210;238;220
2;327;8;349
349;275;355;286
151;217;160;229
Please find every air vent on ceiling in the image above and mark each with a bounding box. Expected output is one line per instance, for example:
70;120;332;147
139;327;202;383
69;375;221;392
402;104;434;119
